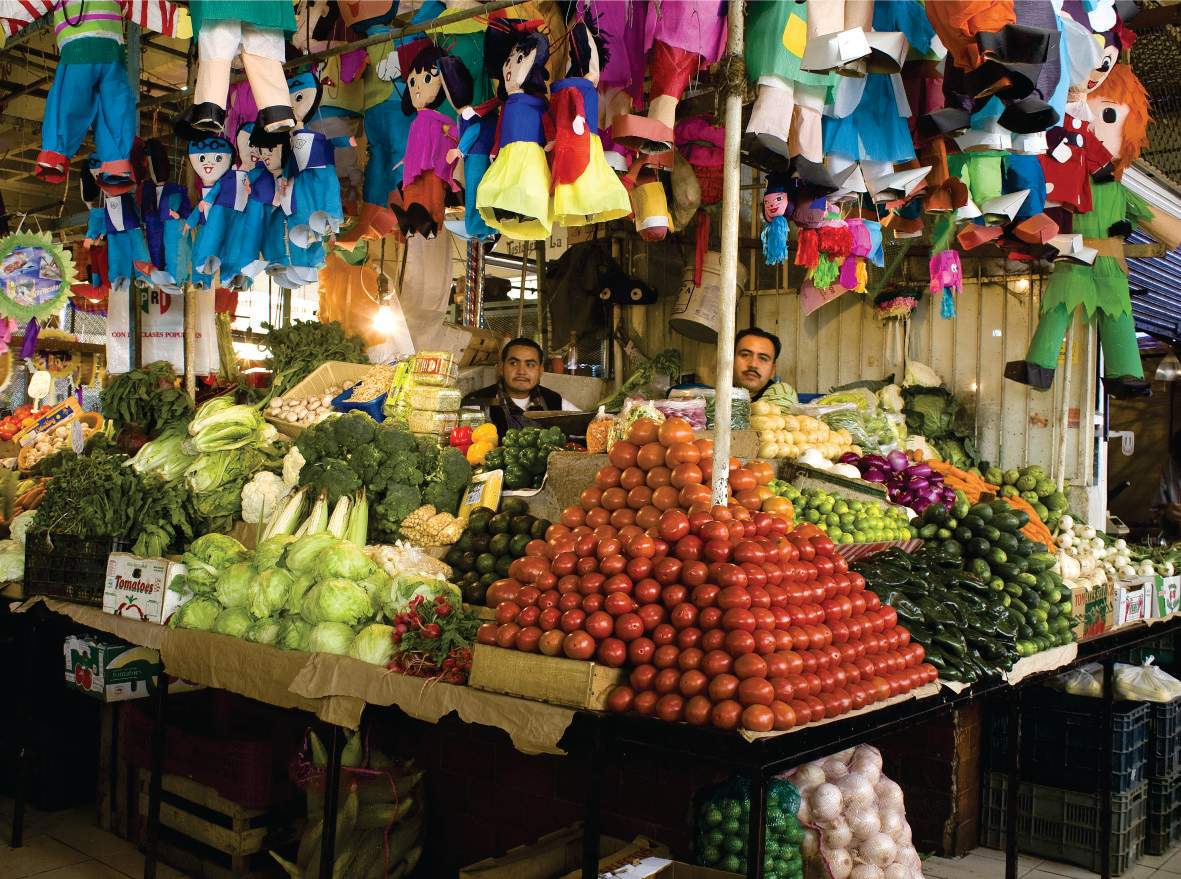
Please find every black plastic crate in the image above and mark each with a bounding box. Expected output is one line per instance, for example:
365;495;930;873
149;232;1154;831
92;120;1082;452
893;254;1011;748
1147;772;1181;855
989;691;1150;793
1148;698;1181;778
981;771;1145;876
23;532;128;606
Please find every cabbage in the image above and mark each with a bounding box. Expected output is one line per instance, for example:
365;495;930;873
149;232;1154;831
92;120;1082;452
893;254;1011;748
301;579;373;626
903;360;943;388
307;621;357;655
0;540;23;581
285;533;337;574
186;533;249;570
348;624;396;665
287;572;315;614
254;534;295;570
215;561;255;608
358;568;393;608
170;597;221;630
384;573;460;616
278;617;312;651
878;384;904;413
211;606;253;637
244;617;283;645
10;510;35;547
249;568;294;619
316;541;376;581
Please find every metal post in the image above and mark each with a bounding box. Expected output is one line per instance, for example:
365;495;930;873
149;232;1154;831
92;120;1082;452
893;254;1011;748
183;284;196;399
1005;691;1022;879
745;769;766;879
126;22;142;372
580;726;603;879
10;615;35;848
1100;654;1116;879
143;672;169;879
712;0;745;505
464;239;484;328
319;725;344;879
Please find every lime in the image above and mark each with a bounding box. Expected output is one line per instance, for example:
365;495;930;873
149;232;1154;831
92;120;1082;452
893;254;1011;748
701;845;721;865
703;807;723;827
724;836;745;855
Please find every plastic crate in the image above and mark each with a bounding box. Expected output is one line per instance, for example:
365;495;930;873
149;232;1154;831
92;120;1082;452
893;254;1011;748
988;691;1150;793
981;771;1146;876
1148;698;1181;778
1125;634;1177;670
1147;772;1181;855
23;532;128;606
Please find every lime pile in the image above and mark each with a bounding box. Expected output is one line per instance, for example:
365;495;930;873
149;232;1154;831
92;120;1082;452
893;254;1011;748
770;482;917;544
695;777;804;879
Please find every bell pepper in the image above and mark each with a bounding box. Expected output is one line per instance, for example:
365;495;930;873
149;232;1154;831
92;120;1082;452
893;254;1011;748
449;425;473;454
472;422;498;446
466;440;494;465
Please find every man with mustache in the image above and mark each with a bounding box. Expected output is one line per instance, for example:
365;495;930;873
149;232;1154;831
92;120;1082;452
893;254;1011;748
732;328;781;403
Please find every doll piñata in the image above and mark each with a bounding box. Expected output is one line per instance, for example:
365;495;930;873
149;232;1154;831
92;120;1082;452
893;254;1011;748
82;157;150;294
183;137;240;283
1006;64;1181;398
221;123;283;285
760;173;791;267
476;25;554;240
138;139;191;290
548;18;631;227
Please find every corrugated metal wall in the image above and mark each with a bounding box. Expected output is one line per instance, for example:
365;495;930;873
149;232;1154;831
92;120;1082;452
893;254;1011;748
623;253;1099;490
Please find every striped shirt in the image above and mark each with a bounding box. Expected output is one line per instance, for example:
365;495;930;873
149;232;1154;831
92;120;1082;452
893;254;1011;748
0;0;183;41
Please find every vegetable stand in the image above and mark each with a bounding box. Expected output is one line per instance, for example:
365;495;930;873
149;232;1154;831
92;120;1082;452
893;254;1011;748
11;594;1181;879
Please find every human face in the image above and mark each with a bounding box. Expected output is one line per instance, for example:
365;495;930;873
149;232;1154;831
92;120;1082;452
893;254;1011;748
503;45;538;96
407;62;444;110
1087;95;1129;159
733;334;776;393
501;345;542;394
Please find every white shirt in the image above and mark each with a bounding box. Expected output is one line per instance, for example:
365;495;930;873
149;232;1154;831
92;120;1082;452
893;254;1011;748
511;394;579;413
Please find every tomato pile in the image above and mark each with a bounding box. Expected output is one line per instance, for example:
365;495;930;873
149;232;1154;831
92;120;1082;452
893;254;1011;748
474;416;938;734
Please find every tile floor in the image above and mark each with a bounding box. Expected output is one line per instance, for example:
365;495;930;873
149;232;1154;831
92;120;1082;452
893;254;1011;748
3;795;1180;879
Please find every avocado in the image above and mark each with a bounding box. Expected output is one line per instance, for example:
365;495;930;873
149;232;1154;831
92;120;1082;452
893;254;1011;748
460;570;480;589
489;533;512;556
445;546;466;568
489;512;512;535
531;518;551;540
459;551;478;573
510;514;535;536
475;553;497;575
460;580;485;605
509;533;531;556
494;555;513;577
469;533;491;555
467;508;493;535
480;571;499;588
501;496;529;516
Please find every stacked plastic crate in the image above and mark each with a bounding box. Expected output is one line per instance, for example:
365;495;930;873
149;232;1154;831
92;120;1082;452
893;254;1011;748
1146;698;1181;855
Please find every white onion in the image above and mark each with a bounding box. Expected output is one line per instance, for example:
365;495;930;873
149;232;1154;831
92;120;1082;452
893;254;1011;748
885;863;910;879
875;779;905;810
825;847;854;879
896;822;913;846
823;818;853;850
793;763;827;792
837;772;876;805
846;803;882;839
880;806;906;838
852;865;886;879
811;784;843;821
849;758;882;787
797;798;812;825
823;757;850;780
802;829;821;859
861;833;899;869
834;747;857;763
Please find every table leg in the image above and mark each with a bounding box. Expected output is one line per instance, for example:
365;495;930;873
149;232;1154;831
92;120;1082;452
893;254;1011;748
581;726;603;879
142;673;170;879
1005;690;1022;879
10;614;36;847
1100;654;1115;879
746;770;767;879
319;725;344;879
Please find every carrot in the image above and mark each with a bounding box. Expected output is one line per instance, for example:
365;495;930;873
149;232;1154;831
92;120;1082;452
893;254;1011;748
925;459;1054;549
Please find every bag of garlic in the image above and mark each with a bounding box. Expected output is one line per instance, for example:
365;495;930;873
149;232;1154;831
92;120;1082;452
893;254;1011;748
784;745;923;879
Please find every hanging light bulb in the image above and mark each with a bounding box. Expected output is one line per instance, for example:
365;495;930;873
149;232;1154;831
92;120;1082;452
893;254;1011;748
373;302;397;336
1156;351;1181;382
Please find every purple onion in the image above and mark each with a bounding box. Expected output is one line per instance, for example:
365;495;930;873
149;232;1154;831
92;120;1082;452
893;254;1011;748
862;469;889;484
839;452;861;465
907;462;933;480
907;476;930;493
887;450;909;472
863;454;890;471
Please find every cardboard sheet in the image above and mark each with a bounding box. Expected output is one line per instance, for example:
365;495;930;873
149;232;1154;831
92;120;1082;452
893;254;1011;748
1003;642;1078;686
741;681;941;743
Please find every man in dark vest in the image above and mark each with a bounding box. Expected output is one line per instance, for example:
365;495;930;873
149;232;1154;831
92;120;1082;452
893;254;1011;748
462;338;577;434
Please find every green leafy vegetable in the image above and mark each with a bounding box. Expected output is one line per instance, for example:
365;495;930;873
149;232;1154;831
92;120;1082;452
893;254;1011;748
263;320;368;397
101;361;194;436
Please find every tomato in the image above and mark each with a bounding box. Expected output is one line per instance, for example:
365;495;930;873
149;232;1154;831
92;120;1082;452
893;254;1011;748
679;669;709;699
486;579;522;606
516;606;540;628
701;629;726;651
630;664;658;690
698;607;723;630
653;667;681;694
673;645;702;671
623;633;654;664
604;592;637;617
742;704;775;733
608;440;639;470
661;584;689;608
653;644;680;668
495;623;520;649
658;416;694;446
722;607;756;633
671;462;704;489
864;591;881;612
738;677;775;707
620;467;646;493
676;627;703;650
559;609;586;634
896;625;912;647
637;604;667;632
596;637;627;667
711;699;743;730
634;691;659;716
613;613;644;642
804;694;826;721
539;630;566;656
599;554;626;577
870;676;891;702
582;611;612;640
654;558;684;586
850;592;868;616
742;565;768;591
658;510;691;542
673;535;703;561
734;653;768;680
703;539;731;564
724;629;756;656
563;631;596;660
708;673;740;702
684;695;713;726
647;467;674;491
821;689;850;718
717;586;752;611
787;626;809;652
634;578;662;605
476;623;498;645
636;505;663;530
606;686;635;713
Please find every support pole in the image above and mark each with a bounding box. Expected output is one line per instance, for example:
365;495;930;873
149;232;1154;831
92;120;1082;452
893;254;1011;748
1004;690;1022;879
143;672;169;879
1055;310;1077;494
712;0;745;505
183;284;196;399
127;23;141;373
464;239;484;328
319;725;344;879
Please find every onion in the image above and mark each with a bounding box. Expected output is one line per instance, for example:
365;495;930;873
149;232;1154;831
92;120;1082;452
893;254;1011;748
896;822;913;847
887;450;909;472
906;476;930;493
793;763;827;792
906;462;932;479
853;865;886;879
811;783;843;821
836;772;875;805
823;817;854;850
825;848;854;879
861;833;899;869
849;756;882;786
862;469;888;484
797;798;812;825
885;863;910;879
834;747;857;762
839;452;861;465
846;803;882;839
853;746;883;769
875;779;904;810
823;756;850;780
879;806;906;838
802;829;821;859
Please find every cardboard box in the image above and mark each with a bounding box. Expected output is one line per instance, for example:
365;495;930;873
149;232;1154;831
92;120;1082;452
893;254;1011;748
468;643;626;710
459;825;637;879
64;635;161;702
102;553;188;624
1115;578;1152;627
558;842;737;879
1071;580;1114;640
1154;575;1181;618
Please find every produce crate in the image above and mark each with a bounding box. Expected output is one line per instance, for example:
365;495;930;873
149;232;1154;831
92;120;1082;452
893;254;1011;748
133;770;289;879
988;689;1149;793
980;771;1146;876
1147;771;1181;855
121;701;286;810
1124;633;1177;669
265;360;372;438
1148;697;1181;778
24;532;129;606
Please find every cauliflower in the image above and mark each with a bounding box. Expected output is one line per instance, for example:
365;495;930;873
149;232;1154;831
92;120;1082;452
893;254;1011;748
282;446;305;487
241;471;293;524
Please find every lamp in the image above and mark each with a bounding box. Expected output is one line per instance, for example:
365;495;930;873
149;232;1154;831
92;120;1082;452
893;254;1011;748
1156;351;1181;382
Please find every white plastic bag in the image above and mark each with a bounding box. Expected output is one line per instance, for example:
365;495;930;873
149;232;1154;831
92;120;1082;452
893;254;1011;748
1114;660;1181;703
1051;662;1103;698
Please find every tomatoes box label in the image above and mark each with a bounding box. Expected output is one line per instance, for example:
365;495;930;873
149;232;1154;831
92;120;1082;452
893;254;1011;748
102;553;189;624
1115;577;1151;627
1153;575;1181;619
64;635;161;702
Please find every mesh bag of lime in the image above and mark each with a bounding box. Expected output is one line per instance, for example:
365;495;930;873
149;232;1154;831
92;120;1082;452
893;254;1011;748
694;775;804;878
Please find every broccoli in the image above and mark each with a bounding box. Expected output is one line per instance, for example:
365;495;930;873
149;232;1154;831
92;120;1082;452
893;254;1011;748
421;447;472;514
333;411;377;449
375;482;422;534
350;444;386;488
374;424;417;456
300;458;362;504
295;421;341;463
415;434;440;472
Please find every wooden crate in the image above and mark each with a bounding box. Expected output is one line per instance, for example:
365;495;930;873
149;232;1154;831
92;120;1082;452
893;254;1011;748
134;770;289;879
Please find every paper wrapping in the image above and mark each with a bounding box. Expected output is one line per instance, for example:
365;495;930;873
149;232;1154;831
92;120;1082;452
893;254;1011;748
743;681;941;743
